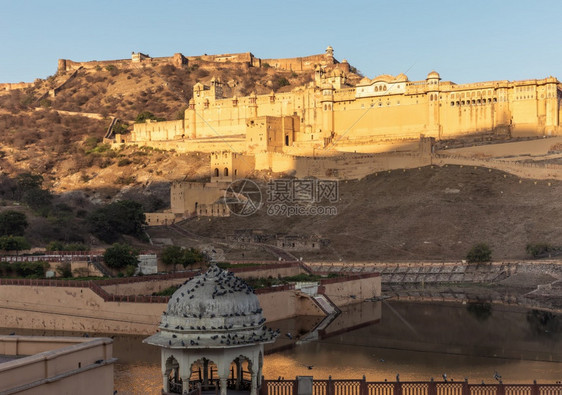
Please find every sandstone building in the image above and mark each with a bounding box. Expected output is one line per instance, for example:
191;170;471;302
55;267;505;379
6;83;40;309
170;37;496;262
124;47;562;157
126;48;562;224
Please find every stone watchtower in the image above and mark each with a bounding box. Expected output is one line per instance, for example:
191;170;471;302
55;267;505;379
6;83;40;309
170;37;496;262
144;265;279;395
426;71;441;139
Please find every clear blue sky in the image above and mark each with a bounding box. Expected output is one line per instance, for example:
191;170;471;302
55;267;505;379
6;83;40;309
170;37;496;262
1;0;561;84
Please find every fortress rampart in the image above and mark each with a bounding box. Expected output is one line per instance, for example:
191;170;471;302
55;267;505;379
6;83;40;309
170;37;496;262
57;48;338;73
0;81;35;92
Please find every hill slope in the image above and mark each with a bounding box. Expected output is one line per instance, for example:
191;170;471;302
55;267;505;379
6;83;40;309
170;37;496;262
182;165;562;261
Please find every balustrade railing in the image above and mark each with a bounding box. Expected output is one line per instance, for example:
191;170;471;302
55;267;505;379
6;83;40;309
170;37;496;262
261;379;561;395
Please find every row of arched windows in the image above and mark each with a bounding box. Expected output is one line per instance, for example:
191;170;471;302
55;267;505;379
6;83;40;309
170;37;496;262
450;98;497;106
214;168;229;177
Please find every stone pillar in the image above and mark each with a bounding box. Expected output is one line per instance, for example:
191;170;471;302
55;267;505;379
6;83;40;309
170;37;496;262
203;359;209;386
235;360;242;390
220;378;228;395
182;375;191;394
251;372;258;395
297;376;313;395
162;372;169;393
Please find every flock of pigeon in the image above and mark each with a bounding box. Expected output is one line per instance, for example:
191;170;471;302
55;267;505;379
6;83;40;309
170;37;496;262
158;265;280;347
176;266;256;303
164;326;280;348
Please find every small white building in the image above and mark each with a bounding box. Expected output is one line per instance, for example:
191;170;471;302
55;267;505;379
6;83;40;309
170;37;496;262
144;265;278;395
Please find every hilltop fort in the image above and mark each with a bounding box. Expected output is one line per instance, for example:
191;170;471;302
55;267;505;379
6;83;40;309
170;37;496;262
107;47;561;159
58;47;559;225
8;47;561;226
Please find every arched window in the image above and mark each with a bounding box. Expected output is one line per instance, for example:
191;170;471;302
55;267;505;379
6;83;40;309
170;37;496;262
224;168;229;177
214;168;219;177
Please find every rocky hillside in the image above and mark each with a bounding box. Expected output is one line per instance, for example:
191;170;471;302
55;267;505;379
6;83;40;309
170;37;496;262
0;58;361;247
0;58;362;190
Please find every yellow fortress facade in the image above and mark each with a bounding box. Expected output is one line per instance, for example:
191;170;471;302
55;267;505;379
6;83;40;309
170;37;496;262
134;48;562;224
126;47;562;156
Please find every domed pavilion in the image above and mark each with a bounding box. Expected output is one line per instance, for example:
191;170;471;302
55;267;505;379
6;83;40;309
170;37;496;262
144;264;279;395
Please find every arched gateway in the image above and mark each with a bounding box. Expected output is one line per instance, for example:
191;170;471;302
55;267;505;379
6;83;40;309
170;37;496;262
144;264;279;395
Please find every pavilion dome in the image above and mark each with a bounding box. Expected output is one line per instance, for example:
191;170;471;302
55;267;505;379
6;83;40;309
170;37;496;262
144;265;278;349
167;265;260;321
427;70;440;79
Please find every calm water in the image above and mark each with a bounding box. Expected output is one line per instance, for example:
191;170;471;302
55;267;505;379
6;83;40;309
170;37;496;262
2;301;561;394
110;301;562;394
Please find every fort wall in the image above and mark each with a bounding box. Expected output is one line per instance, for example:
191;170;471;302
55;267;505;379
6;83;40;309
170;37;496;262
261;52;335;71
260;151;432;179
57;49;334;74
145;212;177;226
318;273;381;307
0;282;317;333
0;264;379;334
131;119;185;141
129;70;562;160
0;81;35;92
434;154;562;180
126;138;246;153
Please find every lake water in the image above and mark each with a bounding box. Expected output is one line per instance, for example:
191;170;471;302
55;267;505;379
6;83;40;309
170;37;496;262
110;300;562;394
2;300;561;394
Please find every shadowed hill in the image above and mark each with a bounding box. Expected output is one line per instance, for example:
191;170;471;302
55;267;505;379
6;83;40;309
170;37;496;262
182;165;562;261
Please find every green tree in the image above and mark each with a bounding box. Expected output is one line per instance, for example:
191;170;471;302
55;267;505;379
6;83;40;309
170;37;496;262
65;243;89;251
103;243;139;269
22;188;53;215
14;261;48;278
0;235;31;254
161;245;185;267
56;262;72;278
16;172;43;190
134;111;165;123
16;172;43;198
466;243;492;263
276;77;290;87
87;200;146;243
526;243;554;258
0;210;28;236
47;241;89;251
161;245;207;269
182;247;207;267
46;241;64;251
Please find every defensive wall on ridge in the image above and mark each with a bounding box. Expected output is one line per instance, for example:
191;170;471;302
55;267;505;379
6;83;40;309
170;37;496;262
57;49;339;73
0;81;36;93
